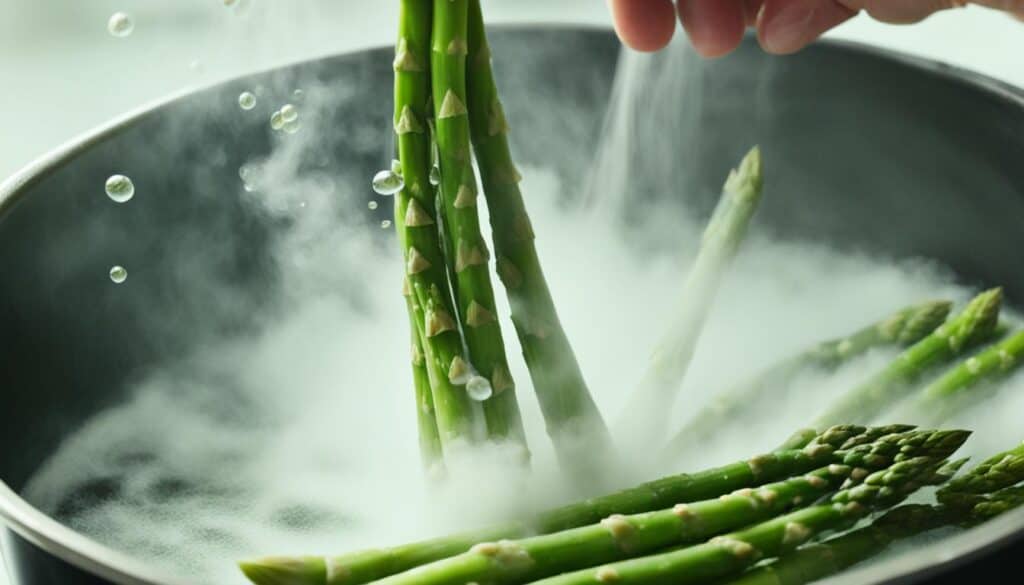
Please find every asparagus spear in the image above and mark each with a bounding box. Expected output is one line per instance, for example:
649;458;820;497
666;301;951;455
620;147;764;451
938;442;1024;506
905;329;1024;426
464;0;613;472
392;0;481;446
813;288;1002;428
429;0;527;447
406;291;444;468
529;455;949;585
355;430;968;585
239;426;917;585
722;445;1024;585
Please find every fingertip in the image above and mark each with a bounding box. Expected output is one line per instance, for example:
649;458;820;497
677;0;746;58
757;0;854;55
609;0;677;52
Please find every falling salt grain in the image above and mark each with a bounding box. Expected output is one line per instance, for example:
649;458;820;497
107;12;134;38
380;220;392;229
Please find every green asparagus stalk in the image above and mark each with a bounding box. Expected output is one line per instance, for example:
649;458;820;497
351;430;968;585
722;444;1024;585
620;147;764;451
407;292;444;468
813;288;1002;428
905;329;1024;426
392;0;481;446
528;455;949;585
429;0;527;447
464;0;614;471
666;301;951;455
239;426;920;585
938;442;1024;506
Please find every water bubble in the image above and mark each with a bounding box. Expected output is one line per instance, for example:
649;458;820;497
466;376;493;401
105;175;135;203
283;119;300;134
292;89;305;101
109;266;128;284
371;170;404;196
380;220;392;229
270;111;285;131
280;104;298;122
238;92;256;110
390;159;402;176
107;12;134;38
368;201;379;210
429;165;441;186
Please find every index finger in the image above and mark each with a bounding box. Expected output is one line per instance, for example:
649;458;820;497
608;0;678;52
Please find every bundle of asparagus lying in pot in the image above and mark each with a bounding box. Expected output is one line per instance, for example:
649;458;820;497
240;1;1024;583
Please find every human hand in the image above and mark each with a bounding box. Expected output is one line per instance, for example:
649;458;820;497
608;0;1024;56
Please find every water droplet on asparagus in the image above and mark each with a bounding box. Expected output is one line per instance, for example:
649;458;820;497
429;165;441;186
280;104;298;123
391;159;402;176
238;92;256;110
466;376;493;401
107;12;134;37
372;170;404;196
109;265;128;284
368;201;378;210
105;175;135;203
380;220;392;229
270;111;285;131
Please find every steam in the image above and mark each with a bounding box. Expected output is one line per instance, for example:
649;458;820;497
20;31;1024;585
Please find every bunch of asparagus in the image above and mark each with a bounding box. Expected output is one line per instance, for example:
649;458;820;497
242;429;1024;585
391;0;614;473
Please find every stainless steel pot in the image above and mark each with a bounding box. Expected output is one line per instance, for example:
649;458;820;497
1;26;1022;585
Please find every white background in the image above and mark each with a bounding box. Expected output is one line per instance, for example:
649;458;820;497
0;1;1021;583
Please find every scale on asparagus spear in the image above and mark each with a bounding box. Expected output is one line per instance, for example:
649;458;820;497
239;1;1024;584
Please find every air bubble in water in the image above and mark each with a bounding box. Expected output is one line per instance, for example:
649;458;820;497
280;104;298;123
371;170;404;196
466;376;493;401
105;175;135;203
368;201;378;210
107;13;134;37
238;92;256;110
429;165;441;186
109;266;128;284
283;119;300;134
380;220;392;229
292;89;305;101
270;111;285;131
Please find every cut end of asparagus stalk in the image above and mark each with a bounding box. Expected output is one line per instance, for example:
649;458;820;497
723;146;763;203
238;557;324;585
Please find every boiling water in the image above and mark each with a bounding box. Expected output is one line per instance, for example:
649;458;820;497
22;37;1024;585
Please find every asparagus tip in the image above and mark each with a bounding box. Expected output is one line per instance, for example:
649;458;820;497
723;145;763;201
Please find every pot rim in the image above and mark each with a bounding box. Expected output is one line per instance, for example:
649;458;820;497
2;24;1024;585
